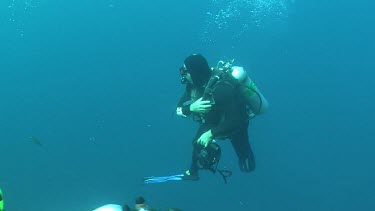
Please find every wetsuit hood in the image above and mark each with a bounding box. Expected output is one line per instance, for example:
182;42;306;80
184;54;211;88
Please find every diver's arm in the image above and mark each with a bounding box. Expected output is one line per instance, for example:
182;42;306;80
177;98;212;117
177;87;211;117
176;106;190;117
177;88;190;107
176;88;192;117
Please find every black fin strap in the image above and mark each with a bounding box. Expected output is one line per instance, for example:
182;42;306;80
217;169;233;184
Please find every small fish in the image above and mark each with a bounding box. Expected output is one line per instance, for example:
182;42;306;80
89;136;96;142
29;136;43;147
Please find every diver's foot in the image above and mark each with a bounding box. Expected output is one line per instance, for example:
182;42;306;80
182;170;199;181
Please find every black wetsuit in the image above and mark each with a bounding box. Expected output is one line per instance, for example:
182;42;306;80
178;78;256;175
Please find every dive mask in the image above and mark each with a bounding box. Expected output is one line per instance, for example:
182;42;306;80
179;65;188;84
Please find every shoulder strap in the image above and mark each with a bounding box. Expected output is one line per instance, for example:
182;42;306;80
203;68;239;101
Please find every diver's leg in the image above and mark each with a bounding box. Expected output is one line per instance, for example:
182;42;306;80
188;142;203;176
230;122;255;173
185;124;210;179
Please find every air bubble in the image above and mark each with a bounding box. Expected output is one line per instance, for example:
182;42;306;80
201;0;289;46
7;0;40;38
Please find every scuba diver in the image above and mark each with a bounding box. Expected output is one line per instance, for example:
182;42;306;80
175;54;269;180
143;54;268;184
0;187;3;211
92;196;181;211
92;204;128;211
133;196;181;211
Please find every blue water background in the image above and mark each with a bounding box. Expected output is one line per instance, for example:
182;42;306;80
0;0;374;210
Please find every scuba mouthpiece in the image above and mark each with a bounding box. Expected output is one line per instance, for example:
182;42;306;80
179;66;188;84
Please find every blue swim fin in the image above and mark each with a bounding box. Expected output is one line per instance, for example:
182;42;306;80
143;174;185;184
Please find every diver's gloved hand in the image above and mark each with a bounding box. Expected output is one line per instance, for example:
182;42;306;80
190;97;212;113
197;130;213;147
176;107;187;117
239;155;255;173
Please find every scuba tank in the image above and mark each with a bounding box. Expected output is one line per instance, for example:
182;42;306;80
217;60;269;116
231;66;269;115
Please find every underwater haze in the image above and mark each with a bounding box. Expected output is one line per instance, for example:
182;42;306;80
1;0;374;210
